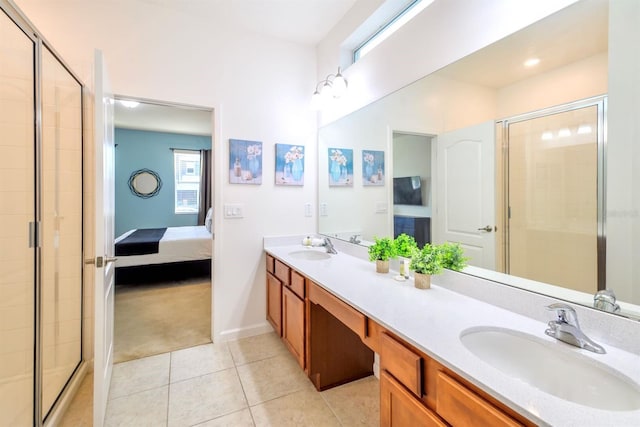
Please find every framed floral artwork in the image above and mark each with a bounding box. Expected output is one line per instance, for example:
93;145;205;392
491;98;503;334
328;147;353;187
362;150;385;186
275;144;304;186
229;139;262;184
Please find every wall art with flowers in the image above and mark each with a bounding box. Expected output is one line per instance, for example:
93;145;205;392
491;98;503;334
328;147;353;187
362;150;385;186
275;144;304;186
229;139;262;184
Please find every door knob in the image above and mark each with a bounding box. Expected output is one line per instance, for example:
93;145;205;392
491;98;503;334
84;256;118;268
477;225;494;232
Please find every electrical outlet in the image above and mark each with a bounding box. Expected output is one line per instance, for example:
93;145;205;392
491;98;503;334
224;203;244;218
375;202;388;213
320;203;328;216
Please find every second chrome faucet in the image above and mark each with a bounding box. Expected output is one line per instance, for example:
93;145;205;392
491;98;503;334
545;303;606;354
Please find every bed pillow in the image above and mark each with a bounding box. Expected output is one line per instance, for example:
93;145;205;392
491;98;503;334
205;207;213;233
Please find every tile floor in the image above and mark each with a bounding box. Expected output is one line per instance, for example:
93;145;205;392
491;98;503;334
60;332;380;426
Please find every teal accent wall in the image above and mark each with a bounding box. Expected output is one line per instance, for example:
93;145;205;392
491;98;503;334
115;128;211;237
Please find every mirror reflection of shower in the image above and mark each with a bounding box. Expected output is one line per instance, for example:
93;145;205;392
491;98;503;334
499;98;605;294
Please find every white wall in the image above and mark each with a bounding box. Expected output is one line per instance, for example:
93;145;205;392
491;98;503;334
317;0;578;126
13;0;318;341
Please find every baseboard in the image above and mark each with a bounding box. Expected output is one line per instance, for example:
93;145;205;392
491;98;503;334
44;361;88;427
217;322;275;342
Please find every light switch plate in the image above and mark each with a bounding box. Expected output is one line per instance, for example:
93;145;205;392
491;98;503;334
304;203;312;217
320;203;328;217
224;203;244;218
375;202;388;213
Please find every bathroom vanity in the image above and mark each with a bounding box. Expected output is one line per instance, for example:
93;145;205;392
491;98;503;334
264;237;640;426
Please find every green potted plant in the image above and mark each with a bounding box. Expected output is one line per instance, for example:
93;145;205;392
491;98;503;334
409;244;443;289
393;233;418;258
368;236;396;273
439;242;468;272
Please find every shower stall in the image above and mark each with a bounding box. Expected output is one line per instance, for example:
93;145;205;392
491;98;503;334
1;3;84;425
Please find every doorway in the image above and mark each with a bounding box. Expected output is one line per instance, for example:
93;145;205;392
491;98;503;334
392;132;433;248
499;97;605;294
112;97;214;363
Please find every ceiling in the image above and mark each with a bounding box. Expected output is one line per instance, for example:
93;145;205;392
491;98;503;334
435;0;608;89
107;0;357;135
114;99;213;136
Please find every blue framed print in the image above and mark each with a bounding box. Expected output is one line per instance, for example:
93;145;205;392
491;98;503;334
275;144;304;186
362;150;385;186
229;139;262;184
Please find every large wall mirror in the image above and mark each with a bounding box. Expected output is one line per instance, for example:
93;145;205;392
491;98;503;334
319;0;640;320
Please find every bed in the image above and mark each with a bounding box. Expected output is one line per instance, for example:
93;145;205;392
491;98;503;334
114;225;213;284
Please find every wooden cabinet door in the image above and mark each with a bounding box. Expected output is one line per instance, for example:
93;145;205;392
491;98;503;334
381;372;446;427
267;272;282;335
282;286;305;369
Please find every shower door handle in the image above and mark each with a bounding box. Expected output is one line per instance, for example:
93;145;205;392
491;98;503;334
477;225;494;232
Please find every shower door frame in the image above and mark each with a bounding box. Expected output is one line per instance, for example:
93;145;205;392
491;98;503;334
497;95;607;291
0;2;86;425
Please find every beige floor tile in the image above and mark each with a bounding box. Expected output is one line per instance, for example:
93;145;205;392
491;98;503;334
250;388;340;427
170;342;234;383
322;376;380;426
194;408;255;426
168;368;247;427
236;353;314;406
109;353;170;400
227;332;288;366
104;385;168;427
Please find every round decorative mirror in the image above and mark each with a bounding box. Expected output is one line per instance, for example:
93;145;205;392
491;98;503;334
128;169;162;198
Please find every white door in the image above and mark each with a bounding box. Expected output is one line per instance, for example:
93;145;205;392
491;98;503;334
433;121;495;269
93;50;116;427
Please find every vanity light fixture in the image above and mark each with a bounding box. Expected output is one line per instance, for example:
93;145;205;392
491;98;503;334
524;57;540;67
541;131;553;141
119;100;140;108
558;128;572;138
577;124;592;134
311;67;348;110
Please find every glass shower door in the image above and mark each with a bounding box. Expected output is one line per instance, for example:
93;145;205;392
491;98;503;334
0;9;36;426
507;103;600;294
40;46;83;419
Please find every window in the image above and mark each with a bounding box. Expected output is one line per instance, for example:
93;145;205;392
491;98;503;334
174;150;201;214
353;0;433;63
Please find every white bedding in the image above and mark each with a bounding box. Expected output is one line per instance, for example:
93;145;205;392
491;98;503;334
115;225;213;268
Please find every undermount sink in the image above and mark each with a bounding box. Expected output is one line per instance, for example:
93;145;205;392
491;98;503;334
460;326;640;411
287;249;332;261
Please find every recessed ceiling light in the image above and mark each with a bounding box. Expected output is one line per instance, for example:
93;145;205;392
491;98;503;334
558;128;571;138
541;131;553;141
524;58;540;67
577;124;592;134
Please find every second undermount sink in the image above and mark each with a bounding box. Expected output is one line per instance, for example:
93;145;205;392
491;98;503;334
287;249;332;261
460;326;640;411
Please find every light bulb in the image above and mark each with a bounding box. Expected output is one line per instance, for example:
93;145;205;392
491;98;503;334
332;70;348;98
310;91;322;111
120;100;139;108
320;81;333;104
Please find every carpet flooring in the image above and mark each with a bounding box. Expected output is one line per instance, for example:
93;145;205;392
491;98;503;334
114;278;212;363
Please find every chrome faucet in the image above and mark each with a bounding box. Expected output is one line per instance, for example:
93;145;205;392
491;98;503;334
594;290;621;313
545;303;605;354
349;234;361;244
323;237;338;254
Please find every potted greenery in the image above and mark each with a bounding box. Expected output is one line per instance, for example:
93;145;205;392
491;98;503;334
393;233;418;258
368;236;396;273
439;242;468;272
409;244;443;289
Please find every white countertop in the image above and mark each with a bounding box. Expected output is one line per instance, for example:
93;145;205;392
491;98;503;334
264;242;640;427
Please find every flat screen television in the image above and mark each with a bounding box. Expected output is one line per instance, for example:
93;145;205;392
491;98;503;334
393;176;422;205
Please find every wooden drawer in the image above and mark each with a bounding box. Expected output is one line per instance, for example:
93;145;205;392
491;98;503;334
266;254;275;274
436;371;523;427
289;269;305;299
380;332;422;397
274;259;290;286
308;281;366;340
381;371;446;427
